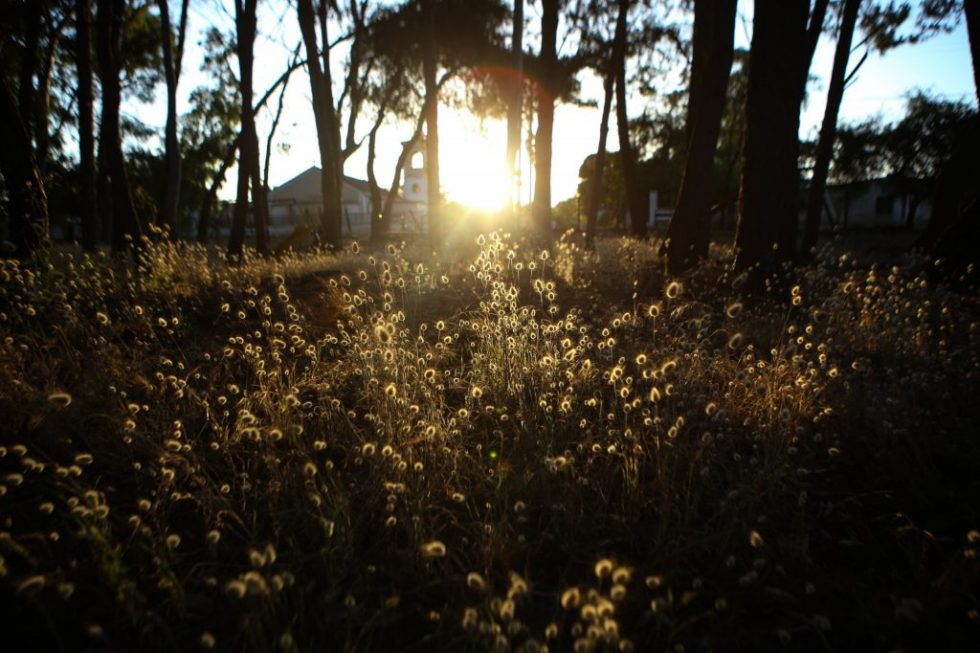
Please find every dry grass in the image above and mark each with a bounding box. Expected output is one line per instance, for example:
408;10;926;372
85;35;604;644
0;230;978;651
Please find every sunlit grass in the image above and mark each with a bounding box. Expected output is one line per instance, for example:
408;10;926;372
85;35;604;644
0;228;978;650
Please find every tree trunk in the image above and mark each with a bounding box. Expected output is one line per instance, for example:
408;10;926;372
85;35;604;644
423;0;442;245
229;0;268;258
36;24;61;175
965;0;979;106
532;0;559;242
506;0;524;222
916;116;980;250
585;72;614;251
733;0;811;282
367;127;385;242
382;100;430;228
613;0;647;239
18;1;42;148
157;0;189;238
76;0;97;251
96;0;141;257
801;0;861;256
362;83;399;243
666;0;737;274
297;0;343;249
0;76;48;257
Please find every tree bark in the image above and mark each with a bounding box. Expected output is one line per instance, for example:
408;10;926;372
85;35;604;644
585;71;614;250
665;0;737;274
0;76;48;257
733;0;811;282
229;0;269;258
613;0;647;239
801;0;861;256
18;1;42;148
506;0;524;221
157;0;189;238
297;0;343;249
367;127;385;242
532;0;559;242
96;0;142;257
76;0;98;251
966;0;980;107
422;0;442;245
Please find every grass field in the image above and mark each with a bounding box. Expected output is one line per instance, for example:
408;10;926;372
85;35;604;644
1;230;978;651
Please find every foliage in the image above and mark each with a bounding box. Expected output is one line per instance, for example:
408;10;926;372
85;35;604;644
1;231;978;650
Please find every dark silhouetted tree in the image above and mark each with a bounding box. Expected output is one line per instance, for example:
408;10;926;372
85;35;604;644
665;0;737;274
156;0;189;237
96;0;143;256
733;0;828;283
228;0;269;258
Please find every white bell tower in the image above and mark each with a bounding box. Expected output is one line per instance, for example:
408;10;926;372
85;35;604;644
402;138;428;205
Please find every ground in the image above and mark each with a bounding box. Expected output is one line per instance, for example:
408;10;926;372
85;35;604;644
0;229;978;652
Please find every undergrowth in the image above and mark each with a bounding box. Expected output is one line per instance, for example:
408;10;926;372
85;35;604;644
0;231;978;651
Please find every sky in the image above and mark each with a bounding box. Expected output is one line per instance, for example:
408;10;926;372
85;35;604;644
132;0;978;209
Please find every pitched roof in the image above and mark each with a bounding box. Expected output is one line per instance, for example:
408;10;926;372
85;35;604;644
268;166;390;203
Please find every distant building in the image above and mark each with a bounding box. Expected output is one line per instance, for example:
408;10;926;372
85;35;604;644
823;175;931;229
267;143;429;238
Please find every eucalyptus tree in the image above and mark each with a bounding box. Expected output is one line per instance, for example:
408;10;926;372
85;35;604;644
531;0;560;241
733;0;829;284
228;0;269;258
156;0;189;237
665;0;737;274
569;0;619;249
0;1;54;256
96;0;150;256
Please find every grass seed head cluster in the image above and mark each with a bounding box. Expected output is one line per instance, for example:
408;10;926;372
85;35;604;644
0;232;978;650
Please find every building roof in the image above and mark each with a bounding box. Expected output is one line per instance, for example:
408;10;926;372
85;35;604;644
268;167;390;204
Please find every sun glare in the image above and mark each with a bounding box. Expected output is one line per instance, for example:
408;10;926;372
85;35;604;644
440;114;513;212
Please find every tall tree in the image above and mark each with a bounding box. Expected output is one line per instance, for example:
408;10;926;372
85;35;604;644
95;0;143;256
665;0;737;274
297;0;344;250
733;0;828;282
228;0;269;258
156;0;190;237
585;73;614;249
532;0;560;242
968;0;980;105
76;0;97;251
422;0;442;244
801;0;863;255
612;0;648;238
0;77;49;257
506;0;524;220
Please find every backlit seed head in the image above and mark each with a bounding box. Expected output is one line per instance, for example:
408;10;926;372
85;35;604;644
466;572;487;592
594;558;614;579
420;540;446;558
48;392;72;408
561;587;581;609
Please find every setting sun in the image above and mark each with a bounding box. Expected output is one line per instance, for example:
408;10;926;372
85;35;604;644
439;112;514;212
